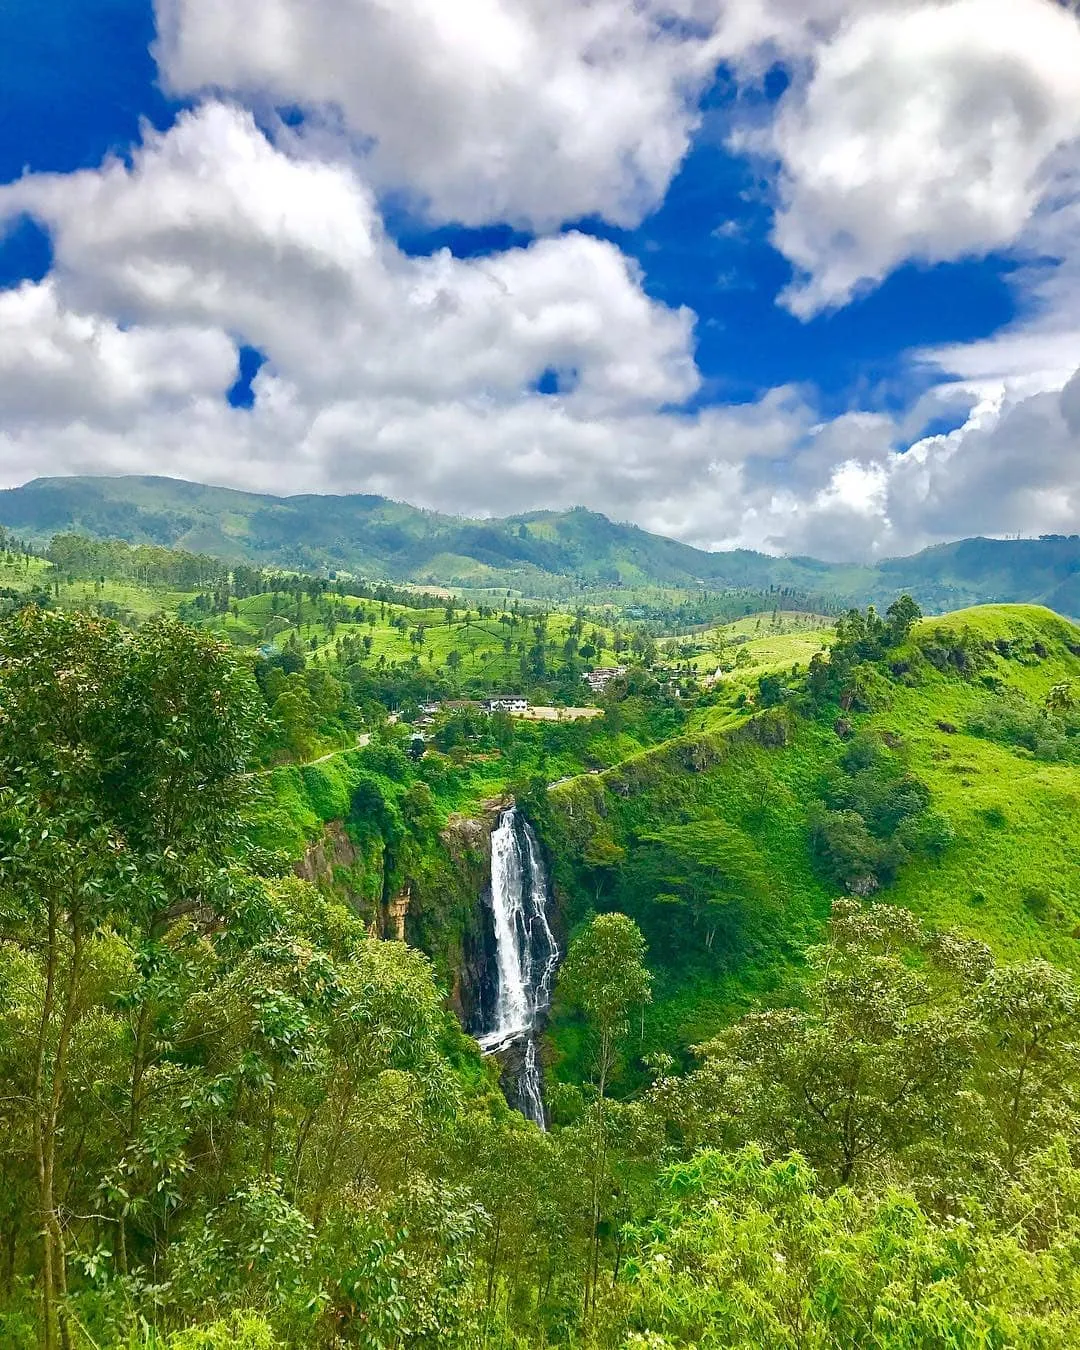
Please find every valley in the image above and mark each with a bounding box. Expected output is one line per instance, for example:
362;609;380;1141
1;514;1080;1347
7;3;1080;1341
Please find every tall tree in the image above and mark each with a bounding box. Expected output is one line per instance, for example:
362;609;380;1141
557;913;652;1320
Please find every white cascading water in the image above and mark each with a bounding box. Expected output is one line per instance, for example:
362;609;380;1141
476;807;559;1126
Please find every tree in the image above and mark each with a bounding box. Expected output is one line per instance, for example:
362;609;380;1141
633;821;771;953
885;593;922;643
972;960;1080;1173
559;914;652;1102
581;838;626;905
669;901;990;1187
0;610;262;1347
611;1145;1080;1348
557;914;652;1320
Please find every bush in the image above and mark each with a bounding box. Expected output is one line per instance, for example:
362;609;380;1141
810;736;940;890
896;809;955;859
166;1313;281;1349
967;692;1080;763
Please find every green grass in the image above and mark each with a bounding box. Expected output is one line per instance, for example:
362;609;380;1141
661;610;834;678
196;588;619;676
865;606;1080;962
0;554;50;586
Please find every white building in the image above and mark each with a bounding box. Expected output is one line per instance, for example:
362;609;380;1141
484;695;529;713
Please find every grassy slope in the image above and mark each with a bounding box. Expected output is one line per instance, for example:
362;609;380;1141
543;603;1080;1082
882;606;1080;962
218;590;616;685
0;554;50;588
661;610;834;678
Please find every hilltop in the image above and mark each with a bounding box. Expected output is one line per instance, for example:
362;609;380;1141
3;473;1079;613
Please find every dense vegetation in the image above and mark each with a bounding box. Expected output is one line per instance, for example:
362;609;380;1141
2;521;1080;1346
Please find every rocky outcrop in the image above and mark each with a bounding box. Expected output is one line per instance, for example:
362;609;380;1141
386;887;411;942
294;821;379;926
439;806;503;1026
295;820;359;885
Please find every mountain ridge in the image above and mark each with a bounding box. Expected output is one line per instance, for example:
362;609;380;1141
1;473;1078;614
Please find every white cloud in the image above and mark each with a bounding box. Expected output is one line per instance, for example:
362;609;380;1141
916;149;1080;403
766;0;1080;316
152;0;725;230
0;279;233;423
0;14;1078;566
1;104;698;415
887;377;1080;544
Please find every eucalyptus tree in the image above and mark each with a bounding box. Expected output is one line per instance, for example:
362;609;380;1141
663;901;992;1191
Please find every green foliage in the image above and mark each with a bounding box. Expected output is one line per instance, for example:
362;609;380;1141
655;899;1080;1192
610;1145;1080;1349
631;820;771;953
559;913;653;1091
968;688;1080;762
809;805;903;894
164;1313;281;1349
809;732;940;893
2;593;1080;1348
664;901;992;1187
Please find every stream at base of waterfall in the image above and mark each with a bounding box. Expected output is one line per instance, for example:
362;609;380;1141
474;807;559;1127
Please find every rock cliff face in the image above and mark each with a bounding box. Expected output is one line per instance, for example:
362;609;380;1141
437;809;502;1025
295;820;359;886
294;820;383;928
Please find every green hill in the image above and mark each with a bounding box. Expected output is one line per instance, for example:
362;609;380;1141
0;475;841;597
537;603;1080;1073
872;535;1080;614
3;474;1076;614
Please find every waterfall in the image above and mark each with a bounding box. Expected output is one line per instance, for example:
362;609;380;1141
475;807;559;1126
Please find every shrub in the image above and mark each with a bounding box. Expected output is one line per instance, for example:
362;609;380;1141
809;806;904;893
166;1314;281;1349
967;692;1080;763
896;809;955;860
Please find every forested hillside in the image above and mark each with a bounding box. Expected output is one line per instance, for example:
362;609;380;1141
0;475;842;598
3;474;1080;613
2;527;1080;1347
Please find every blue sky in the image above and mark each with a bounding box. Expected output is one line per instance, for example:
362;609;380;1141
0;0;1078;559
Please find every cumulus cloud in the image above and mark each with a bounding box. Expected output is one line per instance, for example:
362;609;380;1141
0;104;740;536
766;0;1080;316
888;377;1080;544
0;279;233;423
1;104;698;414
152;0;726;229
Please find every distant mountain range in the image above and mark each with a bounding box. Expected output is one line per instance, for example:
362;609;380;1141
1;475;1078;615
